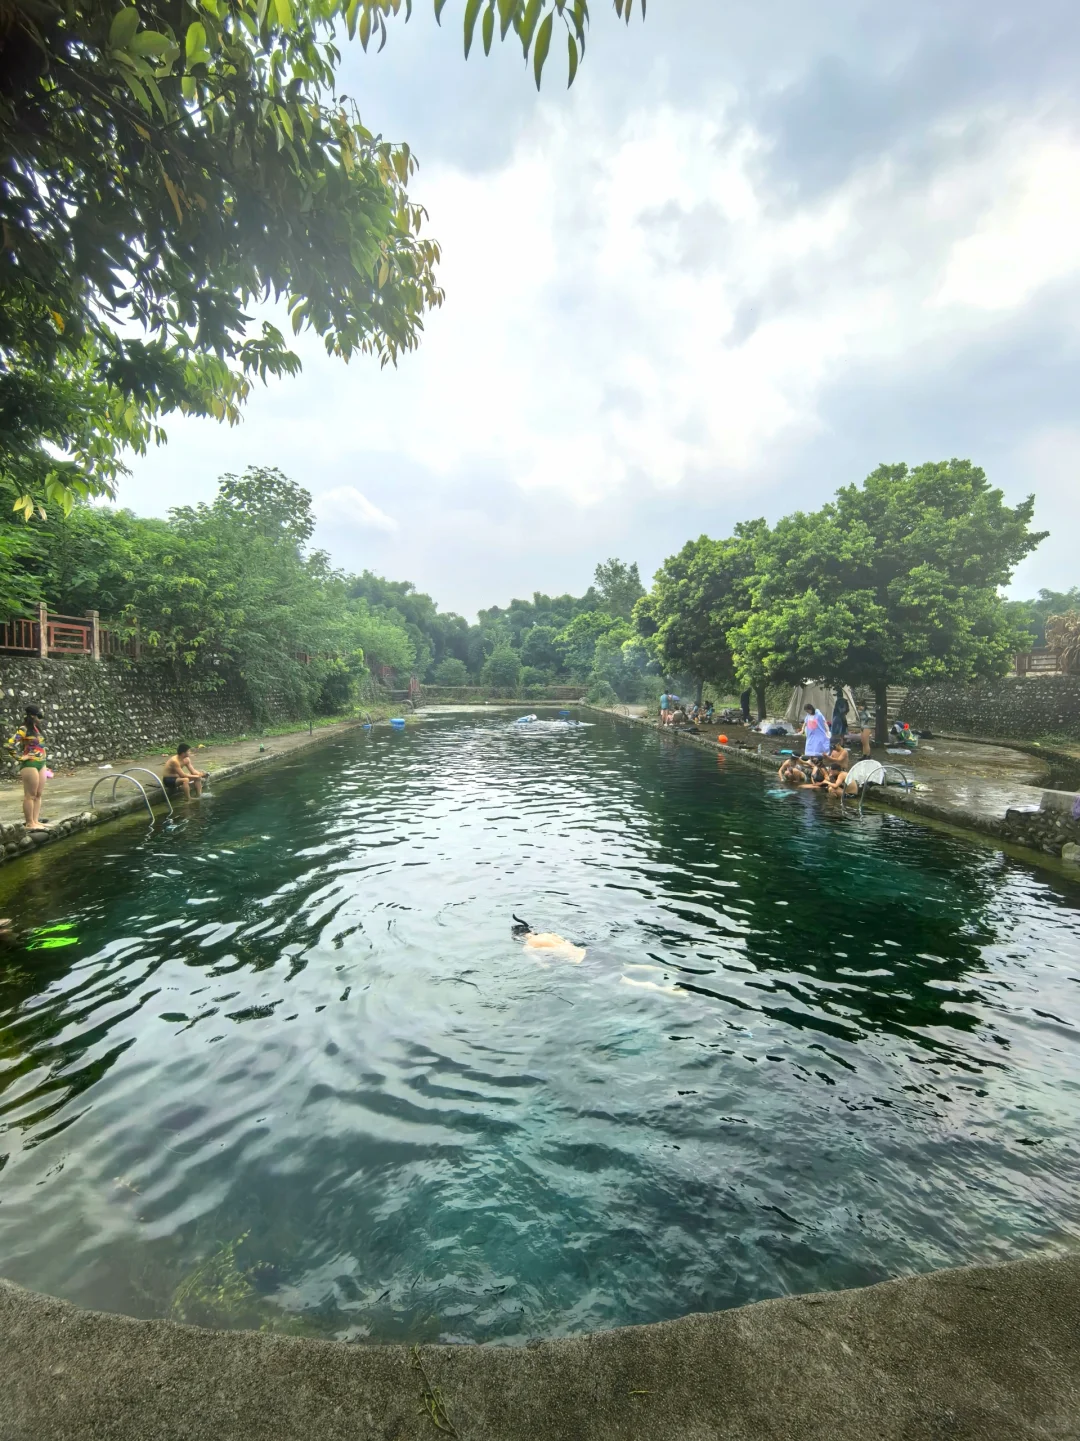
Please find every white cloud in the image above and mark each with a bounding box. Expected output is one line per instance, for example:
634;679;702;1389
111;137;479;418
314;486;399;533
934;135;1080;311
120;17;1080;614
304;99;1080;509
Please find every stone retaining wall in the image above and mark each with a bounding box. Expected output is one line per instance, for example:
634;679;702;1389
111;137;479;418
0;658;300;768
903;675;1080;742
999;791;1080;858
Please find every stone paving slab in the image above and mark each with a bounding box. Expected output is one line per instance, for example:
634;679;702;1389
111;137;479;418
1;1253;1078;1440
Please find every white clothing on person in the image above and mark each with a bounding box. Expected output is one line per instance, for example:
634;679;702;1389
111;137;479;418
803;709;831;756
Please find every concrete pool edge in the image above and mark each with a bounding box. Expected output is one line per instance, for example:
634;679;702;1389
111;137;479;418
592;707;1080;879
0;717;369;869
2;1252;1078;1440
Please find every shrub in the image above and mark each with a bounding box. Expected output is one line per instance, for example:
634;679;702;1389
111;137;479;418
482;646;522;690
432;656;469;686
586;678;619;706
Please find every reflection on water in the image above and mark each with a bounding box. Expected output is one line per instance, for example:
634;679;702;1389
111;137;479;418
0;711;1078;1343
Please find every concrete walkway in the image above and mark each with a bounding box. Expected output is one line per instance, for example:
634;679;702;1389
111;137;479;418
599;708;1080;871
0;720;367;867
1;1253;1078;1440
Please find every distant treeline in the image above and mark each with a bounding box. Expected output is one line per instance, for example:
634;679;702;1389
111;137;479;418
0;460;1067;726
0;468;658;714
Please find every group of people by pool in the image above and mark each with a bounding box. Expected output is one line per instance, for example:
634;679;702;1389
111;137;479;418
777;699;866;795
5;704;209;829
659;694;714;727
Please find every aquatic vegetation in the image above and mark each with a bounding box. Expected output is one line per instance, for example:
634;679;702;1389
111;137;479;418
170;1234;260;1328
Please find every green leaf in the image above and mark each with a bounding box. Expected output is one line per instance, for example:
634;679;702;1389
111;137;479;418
274;0;294;30
567;31;578;86
125;72;154;112
434;0;448;21
129;29;172;57
519;0;541;56
482;3;494;54
463;0;482;57
109;7;140;49
145;74;169;119
345;0;360;38
532;10;552;87
185;20;207;60
497;0;515;40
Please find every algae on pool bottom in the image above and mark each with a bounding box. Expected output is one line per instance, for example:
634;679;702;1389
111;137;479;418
0;710;1078;1343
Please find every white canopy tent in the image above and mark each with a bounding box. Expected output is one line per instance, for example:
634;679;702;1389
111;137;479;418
784;682;861;730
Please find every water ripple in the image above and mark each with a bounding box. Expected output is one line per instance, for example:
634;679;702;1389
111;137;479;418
0;711;1078;1342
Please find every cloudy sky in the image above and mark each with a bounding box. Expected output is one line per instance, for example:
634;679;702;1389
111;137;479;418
123;0;1080;618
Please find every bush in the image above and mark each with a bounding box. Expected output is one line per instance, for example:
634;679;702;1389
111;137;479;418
482;645;522;689
586;678;619;706
520;665;553;688
432;656;469;686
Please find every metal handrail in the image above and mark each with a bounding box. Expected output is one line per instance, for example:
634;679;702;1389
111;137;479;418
119;767;174;817
89;773;155;820
843;761;915;815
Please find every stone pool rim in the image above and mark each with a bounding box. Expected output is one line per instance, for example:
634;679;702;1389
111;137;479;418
2;1251;1078;1439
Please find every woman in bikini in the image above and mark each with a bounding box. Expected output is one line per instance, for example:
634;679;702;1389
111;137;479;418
9;704;48;831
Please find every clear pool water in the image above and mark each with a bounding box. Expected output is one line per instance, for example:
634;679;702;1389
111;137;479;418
0;711;1078;1343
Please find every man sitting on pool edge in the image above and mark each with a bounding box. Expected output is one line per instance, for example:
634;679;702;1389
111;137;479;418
163;743;209;798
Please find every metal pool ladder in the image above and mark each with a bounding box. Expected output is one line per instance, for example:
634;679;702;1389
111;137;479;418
88;767;174;820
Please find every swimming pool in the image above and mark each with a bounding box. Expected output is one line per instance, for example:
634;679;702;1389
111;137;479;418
0;710;1078;1343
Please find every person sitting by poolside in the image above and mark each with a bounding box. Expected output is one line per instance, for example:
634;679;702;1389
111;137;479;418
777;756;806;784
163;743;208;798
799;761;830;789
827;767;856;796
827;740;850;769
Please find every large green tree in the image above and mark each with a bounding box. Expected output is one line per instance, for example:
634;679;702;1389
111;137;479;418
0;0;640;517
635;524;766;710
554;609;617;681
731;460;1045;741
593;556;644;620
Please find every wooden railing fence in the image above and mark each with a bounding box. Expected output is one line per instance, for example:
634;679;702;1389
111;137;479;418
0;605;139;661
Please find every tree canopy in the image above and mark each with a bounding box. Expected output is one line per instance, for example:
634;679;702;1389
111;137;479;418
0;0;642;519
593;557;644;620
636;460;1045;736
634;524;764;700
0;483;652;704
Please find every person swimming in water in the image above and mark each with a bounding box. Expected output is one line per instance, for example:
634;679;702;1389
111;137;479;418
512;915;586;963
